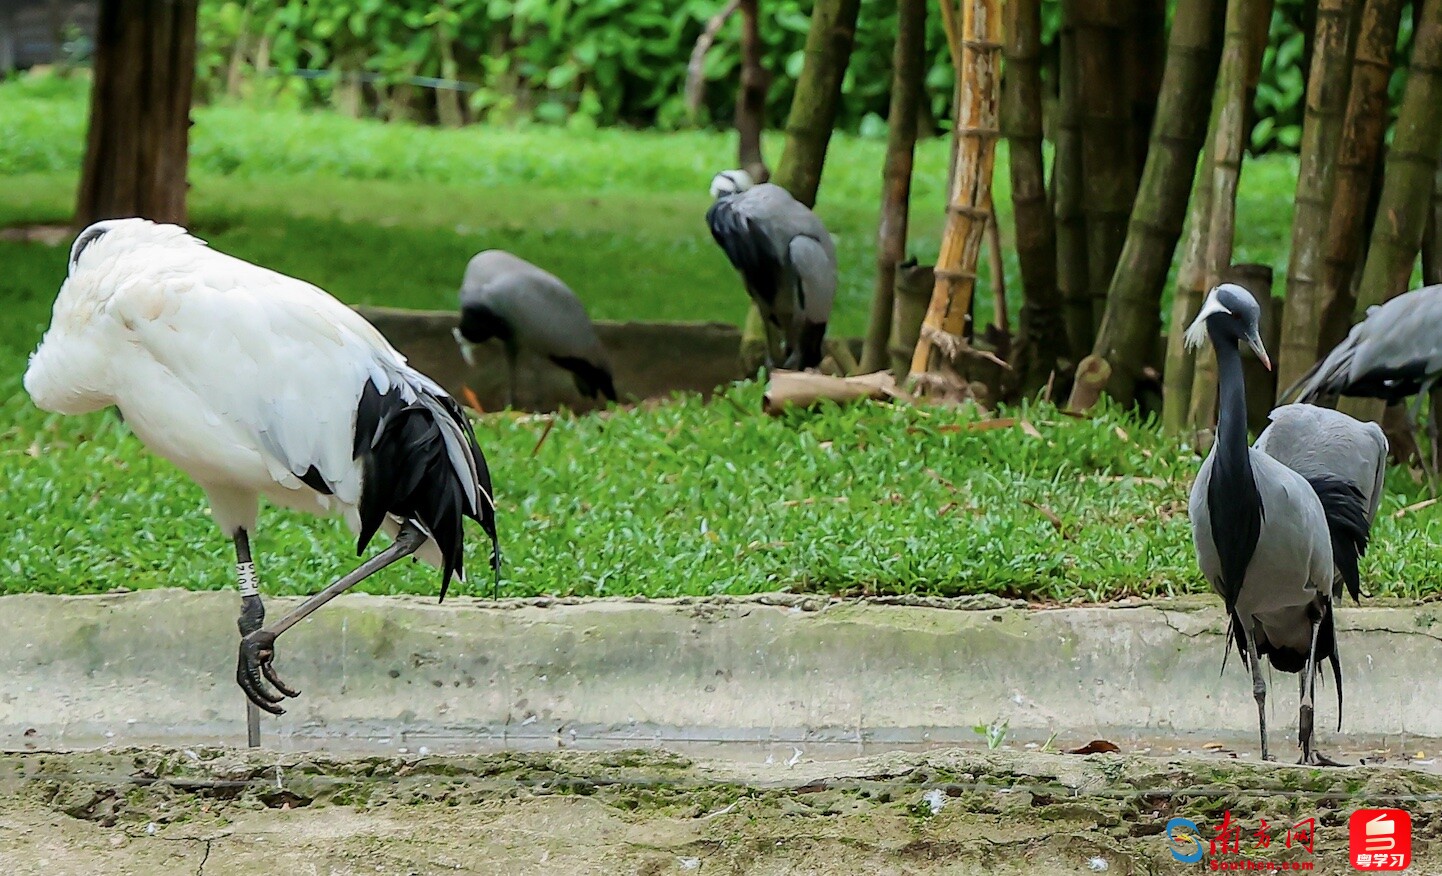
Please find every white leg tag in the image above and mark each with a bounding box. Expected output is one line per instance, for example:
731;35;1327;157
237;561;259;597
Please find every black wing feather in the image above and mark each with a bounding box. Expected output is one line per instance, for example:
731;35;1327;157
1304;474;1371;603
706;197;785;316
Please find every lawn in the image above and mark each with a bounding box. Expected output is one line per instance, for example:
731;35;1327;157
4;72;1439;603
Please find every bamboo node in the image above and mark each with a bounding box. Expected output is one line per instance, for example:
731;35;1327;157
933;267;979;281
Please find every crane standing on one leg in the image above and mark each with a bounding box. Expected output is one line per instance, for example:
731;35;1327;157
24;219;501;746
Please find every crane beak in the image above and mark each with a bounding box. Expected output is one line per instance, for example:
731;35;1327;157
452;327;478;368
1247;333;1272;371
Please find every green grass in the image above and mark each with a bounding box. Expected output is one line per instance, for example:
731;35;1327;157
3;73;1440;602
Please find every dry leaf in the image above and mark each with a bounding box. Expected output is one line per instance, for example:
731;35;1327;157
1114;426;1130;442
1020;419;1043;439
1068;740;1121;755
1023;499;1065;534
460;385;484;412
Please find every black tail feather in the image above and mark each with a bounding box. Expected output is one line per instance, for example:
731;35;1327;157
355;379;500;602
1304;475;1371;603
551;355;618;402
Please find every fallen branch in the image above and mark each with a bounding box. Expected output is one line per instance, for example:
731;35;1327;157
762;370;909;416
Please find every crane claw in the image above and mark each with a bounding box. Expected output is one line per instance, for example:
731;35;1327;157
237;629;301;714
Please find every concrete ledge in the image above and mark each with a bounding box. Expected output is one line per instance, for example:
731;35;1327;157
1;590;1438;748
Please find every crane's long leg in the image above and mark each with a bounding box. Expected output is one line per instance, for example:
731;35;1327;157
1244;629;1272;762
233;530;263;748
1299;608;1347;767
505;346;519;410
237;521;427;713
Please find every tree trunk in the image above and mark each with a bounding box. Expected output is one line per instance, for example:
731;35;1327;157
736;0;770;182
772;0;862;207
1424;161;1442;284
889;261;935;378
1075;0;1136;329
76;0;198;228
1186;0;1267;431
1353;0;1442;319
861;0;925;373
1055;0;1093;361
744;0;858;368
909;0;1002;382
1275;0;1361;393
1075;0;1227;408
1004;0;1067;393
434;27;466;128
1318;0;1406;353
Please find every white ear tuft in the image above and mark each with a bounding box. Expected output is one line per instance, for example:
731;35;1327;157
1184;288;1231;352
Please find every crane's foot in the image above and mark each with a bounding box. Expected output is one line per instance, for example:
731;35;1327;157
237;629;301;714
1298;750;1348;767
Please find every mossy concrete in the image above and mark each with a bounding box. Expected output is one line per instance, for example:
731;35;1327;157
1;591;1439;751
1;746;1439;874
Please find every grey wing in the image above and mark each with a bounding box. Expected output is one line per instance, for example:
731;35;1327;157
1256;403;1389;521
1188;456;1224;593
1249;451;1335;600
1352;285;1442;377
788;235;837;323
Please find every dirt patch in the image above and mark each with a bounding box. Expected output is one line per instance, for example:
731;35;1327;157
0;746;1437;874
0;223;70;246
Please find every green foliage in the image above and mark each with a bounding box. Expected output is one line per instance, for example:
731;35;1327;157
192;0;1370;153
196;0;957;131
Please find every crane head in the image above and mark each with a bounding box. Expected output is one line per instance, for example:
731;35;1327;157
709;169;755;199
1185;283;1271;370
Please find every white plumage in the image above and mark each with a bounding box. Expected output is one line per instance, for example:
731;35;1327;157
25;218;499;720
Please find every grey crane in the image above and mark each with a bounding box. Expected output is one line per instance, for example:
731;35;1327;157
705;169;837;371
1281;284;1442;472
1186;283;1376;765
453;250;616;409
1282;284;1442;407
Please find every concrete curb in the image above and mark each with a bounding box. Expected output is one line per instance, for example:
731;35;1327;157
2;590;1439;748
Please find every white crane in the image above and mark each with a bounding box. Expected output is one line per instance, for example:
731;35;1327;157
24;219;500;744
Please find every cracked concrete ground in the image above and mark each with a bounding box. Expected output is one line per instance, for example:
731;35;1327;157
4;746;1442;875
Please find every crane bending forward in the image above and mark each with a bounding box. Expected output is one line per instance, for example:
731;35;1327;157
25;219;500;727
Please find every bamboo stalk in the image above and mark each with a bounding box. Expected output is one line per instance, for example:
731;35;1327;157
1055;0;1092;360
1425;160;1442;285
1076;0;1136;328
1353;0;1442;317
909;0;1002;382
1318;0;1404;353
1003;0;1065;394
1275;0;1361;393
1160;117;1219;434
1186;0;1266;431
861;0;926;373
1078;0;1227;409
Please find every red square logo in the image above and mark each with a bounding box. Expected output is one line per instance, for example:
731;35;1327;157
1350;809;1412;870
